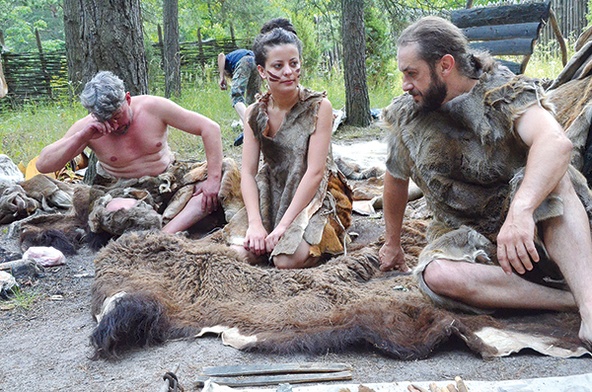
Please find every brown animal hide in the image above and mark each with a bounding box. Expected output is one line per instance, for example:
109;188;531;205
90;226;589;360
0;181;39;224
0;174;77;225
18;184;106;254
16;158;243;253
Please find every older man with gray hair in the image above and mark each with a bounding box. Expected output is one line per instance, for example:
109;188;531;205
37;71;224;234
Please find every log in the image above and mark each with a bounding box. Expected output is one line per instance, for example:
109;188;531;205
461;22;540;42
468;38;535;57
451;2;551;29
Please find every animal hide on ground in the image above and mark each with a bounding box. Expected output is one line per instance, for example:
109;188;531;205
14;158;243;253
89;228;590;361
0;174;74;225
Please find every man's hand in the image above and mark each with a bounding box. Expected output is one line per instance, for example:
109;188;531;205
84;121;111;140
496;210;539;275
219;77;227;90
193;177;220;214
379;242;409;272
244;223;268;256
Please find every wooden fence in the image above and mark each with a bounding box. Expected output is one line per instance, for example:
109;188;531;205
0;37;250;107
546;0;589;41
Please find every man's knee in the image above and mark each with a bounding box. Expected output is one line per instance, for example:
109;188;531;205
423;259;471;299
273;254;298;269
105;197;138;212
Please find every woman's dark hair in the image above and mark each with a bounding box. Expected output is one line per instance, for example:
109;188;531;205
260;18;297;35
252;27;303;67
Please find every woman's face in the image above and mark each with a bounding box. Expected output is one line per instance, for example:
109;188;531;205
258;44;301;93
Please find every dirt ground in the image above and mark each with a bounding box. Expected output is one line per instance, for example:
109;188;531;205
1;129;591;391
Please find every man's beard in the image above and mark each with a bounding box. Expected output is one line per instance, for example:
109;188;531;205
420;70;447;113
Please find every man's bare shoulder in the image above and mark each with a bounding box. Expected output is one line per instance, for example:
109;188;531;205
130;94;167;109
130;95;181;118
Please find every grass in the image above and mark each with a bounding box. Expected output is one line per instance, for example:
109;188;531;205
3;286;39;311
0;49;568;166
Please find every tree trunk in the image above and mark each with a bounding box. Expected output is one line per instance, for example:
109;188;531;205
63;0;84;95
163;0;181;98
63;0;148;96
341;0;371;127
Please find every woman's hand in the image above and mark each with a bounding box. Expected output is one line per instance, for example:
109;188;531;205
265;224;288;253
244;223;269;256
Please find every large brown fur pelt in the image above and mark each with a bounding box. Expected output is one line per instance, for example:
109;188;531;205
90;226;588;362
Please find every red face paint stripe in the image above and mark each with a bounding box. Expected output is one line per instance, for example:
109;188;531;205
267;70;281;82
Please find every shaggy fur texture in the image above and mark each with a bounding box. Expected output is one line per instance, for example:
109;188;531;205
89;225;587;361
15;158;243;253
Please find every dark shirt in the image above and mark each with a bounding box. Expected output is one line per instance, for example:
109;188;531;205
224;49;254;74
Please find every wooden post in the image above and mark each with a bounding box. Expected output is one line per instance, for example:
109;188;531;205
35;29;52;98
230;23;236;47
197;28;205;68
0;29;7;98
157;24;164;69
0;53;7;98
549;8;568;66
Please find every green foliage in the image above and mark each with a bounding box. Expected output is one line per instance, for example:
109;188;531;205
0;0;64;53
290;12;323;72
365;2;396;88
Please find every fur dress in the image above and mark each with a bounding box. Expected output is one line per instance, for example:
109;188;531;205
224;87;352;259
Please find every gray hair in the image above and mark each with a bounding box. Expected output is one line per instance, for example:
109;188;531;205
79;71;126;122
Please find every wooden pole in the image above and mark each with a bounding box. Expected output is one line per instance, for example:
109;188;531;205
35;29;52;98
230;23;236;47
157;24;164;69
197;27;205;68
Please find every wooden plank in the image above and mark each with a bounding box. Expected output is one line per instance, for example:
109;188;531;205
497;59;522;75
201;362;352;377
469;38;535;56
194;370;353;387
461;22;540;42
451;2;551;28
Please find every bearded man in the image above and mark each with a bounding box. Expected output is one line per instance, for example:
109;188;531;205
379;16;592;348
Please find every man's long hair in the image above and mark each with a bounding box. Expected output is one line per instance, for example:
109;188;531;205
398;16;488;79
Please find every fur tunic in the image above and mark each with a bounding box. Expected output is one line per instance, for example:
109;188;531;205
383;64;549;241
224;87;352;258
382;63;592;313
